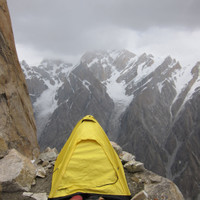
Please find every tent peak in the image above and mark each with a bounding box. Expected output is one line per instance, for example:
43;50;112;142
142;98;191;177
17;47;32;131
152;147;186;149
81;115;96;123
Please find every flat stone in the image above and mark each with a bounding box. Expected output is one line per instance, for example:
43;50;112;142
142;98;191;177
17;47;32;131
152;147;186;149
131;190;148;200
38;148;58;162
124;160;145;173
23;192;48;200
36;166;46;178
149;174;162;183
0;149;36;192
42;160;49;167
120;151;135;163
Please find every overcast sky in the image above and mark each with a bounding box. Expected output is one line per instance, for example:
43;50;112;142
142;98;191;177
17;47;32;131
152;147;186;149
7;0;200;66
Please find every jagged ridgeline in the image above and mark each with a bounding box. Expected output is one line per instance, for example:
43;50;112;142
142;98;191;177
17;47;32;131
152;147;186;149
21;50;200;200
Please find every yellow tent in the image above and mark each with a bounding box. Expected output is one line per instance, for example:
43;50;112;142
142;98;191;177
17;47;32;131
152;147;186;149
48;115;131;200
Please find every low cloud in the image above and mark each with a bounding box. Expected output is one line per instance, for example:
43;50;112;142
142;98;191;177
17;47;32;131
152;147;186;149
7;0;200;65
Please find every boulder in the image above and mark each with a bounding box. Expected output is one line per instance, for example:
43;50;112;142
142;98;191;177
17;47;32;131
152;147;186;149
23;192;48;200
34;147;58;178
0;149;36;192
36;166;46;178
38;147;58;162
120;151;135;163
128;170;184;200
124;160;145;173
144;177;185;200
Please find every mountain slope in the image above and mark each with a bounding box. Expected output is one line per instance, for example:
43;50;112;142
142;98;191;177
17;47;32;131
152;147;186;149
21;60;114;151
81;50;200;200
165;80;200;199
21;50;200;199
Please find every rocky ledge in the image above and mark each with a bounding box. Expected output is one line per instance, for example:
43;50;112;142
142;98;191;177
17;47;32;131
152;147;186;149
0;142;184;200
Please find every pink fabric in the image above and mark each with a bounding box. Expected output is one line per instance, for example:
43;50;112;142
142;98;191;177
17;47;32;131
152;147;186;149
70;195;83;200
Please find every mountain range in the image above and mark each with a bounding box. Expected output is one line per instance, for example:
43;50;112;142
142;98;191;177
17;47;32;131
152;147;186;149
21;49;200;200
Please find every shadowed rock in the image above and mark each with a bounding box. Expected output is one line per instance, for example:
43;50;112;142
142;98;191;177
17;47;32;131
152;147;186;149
0;0;39;159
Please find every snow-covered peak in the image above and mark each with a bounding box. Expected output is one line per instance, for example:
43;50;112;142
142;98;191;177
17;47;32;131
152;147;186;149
21;59;74;83
20;50;200;151
82;49;136;70
39;59;73;77
132;54;163;84
80;50;200;115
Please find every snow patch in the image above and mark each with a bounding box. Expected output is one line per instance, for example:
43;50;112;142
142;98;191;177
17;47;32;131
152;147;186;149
121;56;138;74
83;80;91;91
134;56;163;83
157;81;164;93
33;85;59;119
33;86;59;138
109;50;121;61
106;66;133;107
28;60;75;137
171;64;194;104
88;58;99;68
181;75;200;106
161;59;177;75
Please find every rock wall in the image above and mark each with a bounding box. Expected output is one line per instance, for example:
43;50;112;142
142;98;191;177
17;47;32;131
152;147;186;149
0;0;39;158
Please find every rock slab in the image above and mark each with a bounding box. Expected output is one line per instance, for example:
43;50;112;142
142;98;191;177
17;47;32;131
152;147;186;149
23;192;48;200
0;149;36;192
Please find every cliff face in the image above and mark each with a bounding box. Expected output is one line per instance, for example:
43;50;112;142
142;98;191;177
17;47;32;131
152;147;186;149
0;0;39;159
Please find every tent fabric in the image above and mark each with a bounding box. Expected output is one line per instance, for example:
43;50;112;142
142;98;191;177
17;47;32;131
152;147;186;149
48;115;131;200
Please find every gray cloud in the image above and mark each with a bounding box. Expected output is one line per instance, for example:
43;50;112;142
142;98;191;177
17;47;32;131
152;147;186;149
7;0;200;64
